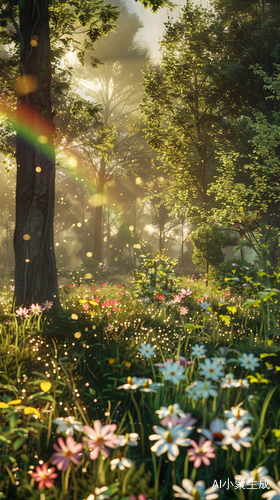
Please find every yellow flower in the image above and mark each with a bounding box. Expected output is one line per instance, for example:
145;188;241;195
109;358;119;365
24;406;41;419
40;381;52;392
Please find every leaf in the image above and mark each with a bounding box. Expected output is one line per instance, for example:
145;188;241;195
184;324;201;332
13;437;26;452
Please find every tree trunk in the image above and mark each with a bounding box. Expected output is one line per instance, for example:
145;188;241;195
93;158;105;263
14;0;58;308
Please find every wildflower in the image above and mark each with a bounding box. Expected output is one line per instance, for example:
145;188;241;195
53;416;83;436
234;467;270;487
180;307;189;315
102;283;107;287
186;382;201;401
139;379;164;393
154;358;173;368
149;423;191;461
211;356;226;366
159;361;185;385
161;413;197;429
180;288;192;298
247;372;270;384
105;323;114;332
15;307;29;317
220;373;238;388
224;404;253;425
138;343;156;358
173;479;219;499
188;438;216;468
156;404;186;420
83;420;119;459
221;421;252;451
85;487;110;500
191;344;207;358
235;378;249;388
117;432;139;447
199;418;227;445
261;479;280;499
51;436;83;470
30;303;42;315
174;295;182;303
156;294;165;300
239;353;260;371
117;376;145;390
110;451;133;470
31;463;57;489
200;301;211;310
187;380;218;399
199;359;224;381
177;356;195;368
42;301;53;310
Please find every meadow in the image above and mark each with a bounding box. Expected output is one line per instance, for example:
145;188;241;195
0;254;279;500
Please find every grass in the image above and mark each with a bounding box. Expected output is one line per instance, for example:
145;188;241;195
0;268;279;499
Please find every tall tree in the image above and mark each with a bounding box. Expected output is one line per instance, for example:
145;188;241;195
0;0;165;307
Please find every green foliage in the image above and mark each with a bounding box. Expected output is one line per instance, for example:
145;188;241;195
191;225;225;274
81;256;99;274
218;259;259;293
133;247;180;301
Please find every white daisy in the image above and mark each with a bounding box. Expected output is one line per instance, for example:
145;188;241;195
224;404;253;425
235;466;270;487
156;404;186;420
191;344;207;358
117;432;139;447
199;358;224;381
149;423;191;461
220;373;238;388
53;416;83;436
221;421;252;451
110;454;133;470
159;361;185;385
139;379;164;393
138;342;156;358
239;353;260;371
117;376;145;390
173;479;219;499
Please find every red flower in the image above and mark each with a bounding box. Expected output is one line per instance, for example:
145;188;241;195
31;463;57;489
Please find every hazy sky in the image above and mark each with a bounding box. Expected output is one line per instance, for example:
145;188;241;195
126;0;206;60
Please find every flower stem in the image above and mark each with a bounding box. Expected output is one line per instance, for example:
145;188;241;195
131;391;145;457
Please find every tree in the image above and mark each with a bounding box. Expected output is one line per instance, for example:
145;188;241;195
142;4;230;221
65;0;150;263
191;225;225;284
209;65;280;267
0;0;165;307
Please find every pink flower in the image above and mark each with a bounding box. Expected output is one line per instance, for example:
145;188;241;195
154;358;173;368
173;295;182;303
51;436;83;471
161;413;197;428
156;294;165;300
102;283;107;287
83;420;119;460
15;307;29;317
188;438;215;468
31;463;57;489
83;304;89;311
224;292;230;296
118;286;123;289
180;288;192;297
179;307;189;315
30;303;42;315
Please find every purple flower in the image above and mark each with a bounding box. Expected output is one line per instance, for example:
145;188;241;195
51;436;83;471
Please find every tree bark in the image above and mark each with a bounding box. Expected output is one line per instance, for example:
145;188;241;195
14;0;58;308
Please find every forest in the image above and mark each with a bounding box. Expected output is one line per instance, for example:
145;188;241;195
0;0;280;499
